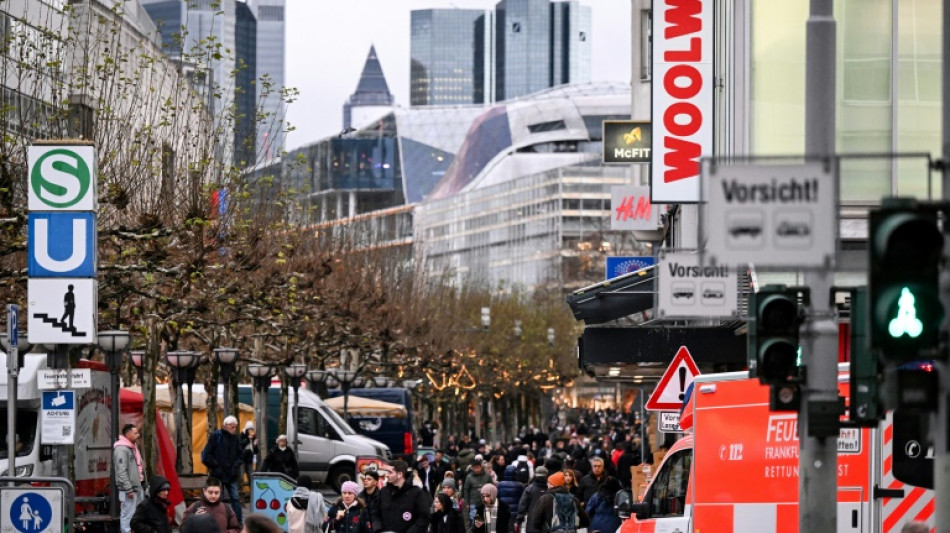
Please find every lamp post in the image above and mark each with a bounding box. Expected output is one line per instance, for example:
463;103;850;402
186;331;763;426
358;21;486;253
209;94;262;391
166;350;196;474
97;330;131;520
247;364;276;459
213;348;240;417
285;363;307;455
129;350;145;386
330;369;357;420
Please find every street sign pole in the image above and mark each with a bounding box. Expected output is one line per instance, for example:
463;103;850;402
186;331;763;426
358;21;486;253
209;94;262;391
936;2;950;531
6;304;17;483
802;0;838;531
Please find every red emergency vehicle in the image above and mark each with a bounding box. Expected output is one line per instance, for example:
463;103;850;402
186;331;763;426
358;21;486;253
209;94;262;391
621;369;935;533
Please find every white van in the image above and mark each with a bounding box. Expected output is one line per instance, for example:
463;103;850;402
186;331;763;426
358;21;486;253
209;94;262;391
238;385;390;492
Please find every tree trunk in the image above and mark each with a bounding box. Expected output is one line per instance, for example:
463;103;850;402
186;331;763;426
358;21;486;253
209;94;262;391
142;317;161;479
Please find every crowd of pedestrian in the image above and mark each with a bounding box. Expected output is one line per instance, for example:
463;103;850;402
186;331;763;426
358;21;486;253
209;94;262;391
112;406;652;533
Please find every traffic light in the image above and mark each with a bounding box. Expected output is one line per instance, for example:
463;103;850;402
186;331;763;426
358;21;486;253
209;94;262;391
868;199;944;364
848;286;883;426
748;285;806;385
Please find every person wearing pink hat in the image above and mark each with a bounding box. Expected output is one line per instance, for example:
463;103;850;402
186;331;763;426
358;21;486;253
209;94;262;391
328;480;372;533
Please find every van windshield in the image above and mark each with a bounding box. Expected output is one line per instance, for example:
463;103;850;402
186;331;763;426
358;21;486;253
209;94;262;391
319;405;356;436
0;410;37;459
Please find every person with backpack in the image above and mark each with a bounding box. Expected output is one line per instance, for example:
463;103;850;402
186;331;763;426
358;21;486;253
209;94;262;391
201;416;244;524
182;477;240;533
584;477;621;533
529;472;589;533
512;454;533;485
516;466;548;533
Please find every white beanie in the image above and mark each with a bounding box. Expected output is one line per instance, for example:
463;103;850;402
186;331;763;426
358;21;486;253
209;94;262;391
244;421;255;431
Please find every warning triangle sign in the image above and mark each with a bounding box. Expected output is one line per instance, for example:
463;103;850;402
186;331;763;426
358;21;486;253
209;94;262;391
645;346;701;411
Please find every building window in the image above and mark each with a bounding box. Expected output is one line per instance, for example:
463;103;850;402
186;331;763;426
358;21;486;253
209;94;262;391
528;120;566;133
258;5;284;21
512;22;521;33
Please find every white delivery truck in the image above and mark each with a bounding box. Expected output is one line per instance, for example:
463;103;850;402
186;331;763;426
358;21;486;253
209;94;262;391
238;385;391;492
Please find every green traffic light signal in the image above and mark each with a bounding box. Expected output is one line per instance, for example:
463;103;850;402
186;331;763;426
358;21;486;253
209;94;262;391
868;199;944;364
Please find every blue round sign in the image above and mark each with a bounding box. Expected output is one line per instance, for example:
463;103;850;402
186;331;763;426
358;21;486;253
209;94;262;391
9;492;52;533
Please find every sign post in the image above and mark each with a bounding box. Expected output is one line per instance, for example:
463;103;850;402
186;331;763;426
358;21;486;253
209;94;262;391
5;304;17;483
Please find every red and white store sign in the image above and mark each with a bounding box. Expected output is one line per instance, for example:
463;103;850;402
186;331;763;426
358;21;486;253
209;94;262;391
651;0;714;203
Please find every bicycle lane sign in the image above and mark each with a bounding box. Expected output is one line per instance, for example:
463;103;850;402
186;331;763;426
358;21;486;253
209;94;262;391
0;487;62;533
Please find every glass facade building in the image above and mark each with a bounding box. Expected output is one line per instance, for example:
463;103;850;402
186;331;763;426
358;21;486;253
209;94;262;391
344;46;396;131
249;0;286;160
746;0;940;200
411;1;592;107
234;2;257;168
410;9;492;106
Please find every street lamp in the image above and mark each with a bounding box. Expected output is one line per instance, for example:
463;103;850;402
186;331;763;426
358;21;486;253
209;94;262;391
213;347;240;417
373;376;390;388
247;363;276;458
330;369;358;420
166;350;196;474
129;350;145;386
548;328;555;347
97;330;130;521
285;363;307;455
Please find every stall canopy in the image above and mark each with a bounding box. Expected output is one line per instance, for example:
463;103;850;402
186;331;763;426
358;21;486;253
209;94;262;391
128;385;254;475
325;395;407;418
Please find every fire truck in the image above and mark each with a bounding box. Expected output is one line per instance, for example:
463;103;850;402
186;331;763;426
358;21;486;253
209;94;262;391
621;368;934;533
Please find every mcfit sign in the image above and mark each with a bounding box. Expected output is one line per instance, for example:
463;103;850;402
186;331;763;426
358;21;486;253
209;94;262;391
27;143;98;344
603;121;652;164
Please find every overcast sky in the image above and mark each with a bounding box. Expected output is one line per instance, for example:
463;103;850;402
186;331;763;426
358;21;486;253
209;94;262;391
283;0;632;150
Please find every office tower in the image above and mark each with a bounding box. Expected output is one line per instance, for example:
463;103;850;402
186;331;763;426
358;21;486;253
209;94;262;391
550;0;591;86
248;0;286;161
234;1;257;167
410;9;493;106
142;0;237;163
495;0;550;101
343;46;395;131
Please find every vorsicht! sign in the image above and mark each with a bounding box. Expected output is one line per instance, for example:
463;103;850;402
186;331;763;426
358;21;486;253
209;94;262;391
651;0;713;203
704;161;837;267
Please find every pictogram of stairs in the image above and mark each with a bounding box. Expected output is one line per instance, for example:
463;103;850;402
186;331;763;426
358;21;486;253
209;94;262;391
32;313;87;337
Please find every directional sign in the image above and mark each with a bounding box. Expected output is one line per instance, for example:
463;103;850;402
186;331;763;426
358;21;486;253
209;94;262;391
41;390;75;445
6;304;17;349
27;278;97;344
37;369;92;390
27;213;97;277
0;487;62;533
657;251;738;317
704;161;837;267
28;145;97;211
646;346;701;411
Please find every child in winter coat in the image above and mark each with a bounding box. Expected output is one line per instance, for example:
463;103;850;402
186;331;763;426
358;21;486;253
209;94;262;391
327;481;373;533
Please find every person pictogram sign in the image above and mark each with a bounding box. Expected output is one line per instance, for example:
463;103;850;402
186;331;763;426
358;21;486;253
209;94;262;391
645;346;701;411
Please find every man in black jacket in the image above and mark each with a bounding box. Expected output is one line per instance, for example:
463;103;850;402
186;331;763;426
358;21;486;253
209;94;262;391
371;460;431;533
516;466;548;533
201;416;244;523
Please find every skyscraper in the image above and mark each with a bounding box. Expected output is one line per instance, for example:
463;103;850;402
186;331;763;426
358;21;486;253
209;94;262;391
343;46;395;131
409;0;591;107
234;1;257;168
410;9;493;106
495;0;550;101
550;0;591;86
248;0;286;161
